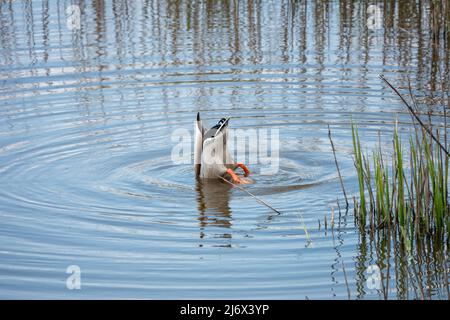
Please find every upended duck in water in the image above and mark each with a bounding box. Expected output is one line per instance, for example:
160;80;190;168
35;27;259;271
194;112;251;184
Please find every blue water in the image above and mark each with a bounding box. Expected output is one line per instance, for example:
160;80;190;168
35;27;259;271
0;0;448;299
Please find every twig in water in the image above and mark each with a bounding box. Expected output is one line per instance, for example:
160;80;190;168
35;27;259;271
299;213;313;247
328;125;349;209
331;207;335;229
379;74;450;157
217;176;282;215
342;259;351;300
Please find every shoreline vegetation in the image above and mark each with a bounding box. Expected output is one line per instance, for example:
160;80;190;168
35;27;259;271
330;75;449;299
351;75;448;240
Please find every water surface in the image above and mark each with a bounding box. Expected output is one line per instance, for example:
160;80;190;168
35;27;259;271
0;0;448;299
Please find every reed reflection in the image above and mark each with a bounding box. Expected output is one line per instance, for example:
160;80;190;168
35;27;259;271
0;0;447;100
352;226;449;299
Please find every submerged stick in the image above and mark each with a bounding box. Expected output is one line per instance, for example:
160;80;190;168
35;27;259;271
217;176;282;215
331;207;335;229
379;74;450;157
341;259;351;300
328;125;349;209
299;213;313;247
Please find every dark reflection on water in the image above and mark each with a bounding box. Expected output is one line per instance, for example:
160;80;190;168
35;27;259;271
196;179;233;247
0;0;448;299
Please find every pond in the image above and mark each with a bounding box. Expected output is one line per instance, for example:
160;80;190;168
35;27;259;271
0;0;448;299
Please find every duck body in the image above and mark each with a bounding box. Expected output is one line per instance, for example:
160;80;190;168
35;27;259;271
194;113;250;183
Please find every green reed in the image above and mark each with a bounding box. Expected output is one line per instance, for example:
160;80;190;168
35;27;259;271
351;122;449;240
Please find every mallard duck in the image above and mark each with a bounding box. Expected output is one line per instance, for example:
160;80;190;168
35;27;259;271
194;112;250;184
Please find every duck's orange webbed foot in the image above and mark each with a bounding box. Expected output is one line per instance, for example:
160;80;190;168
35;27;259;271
236;163;250;177
226;168;251;184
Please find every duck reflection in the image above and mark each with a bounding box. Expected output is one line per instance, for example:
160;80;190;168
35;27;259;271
195;179;234;247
